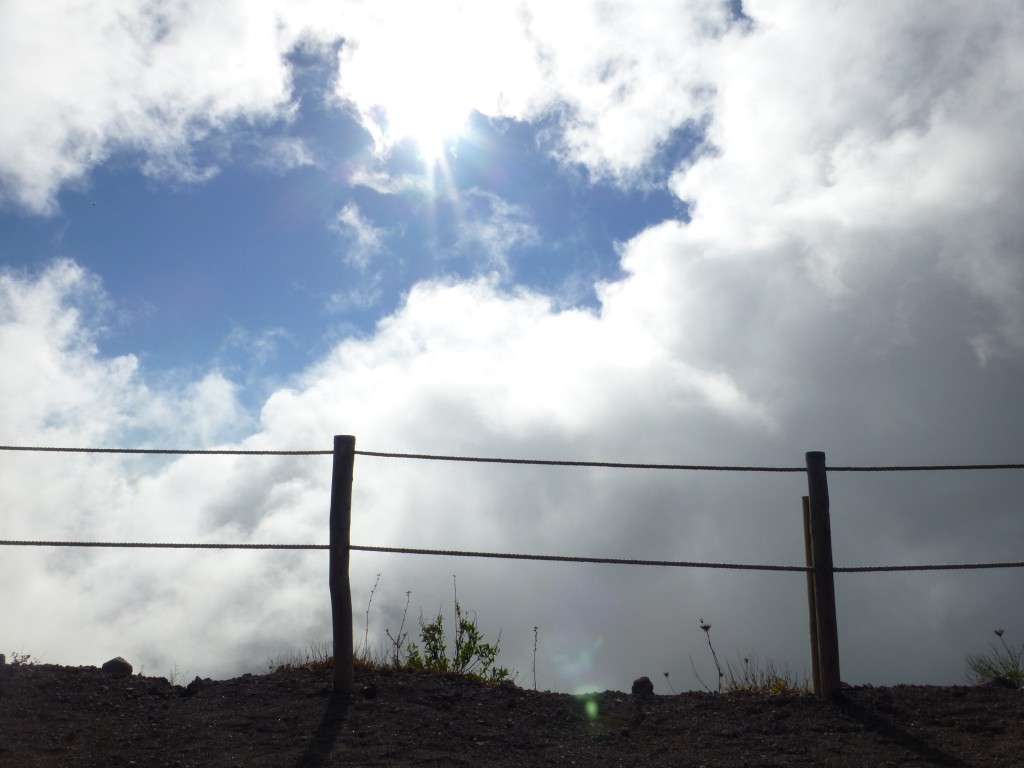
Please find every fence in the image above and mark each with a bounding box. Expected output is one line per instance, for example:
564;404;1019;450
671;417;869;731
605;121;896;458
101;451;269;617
3;437;1024;700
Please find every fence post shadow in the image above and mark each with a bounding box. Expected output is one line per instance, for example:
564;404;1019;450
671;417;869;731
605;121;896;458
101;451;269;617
293;692;350;768
836;696;970;767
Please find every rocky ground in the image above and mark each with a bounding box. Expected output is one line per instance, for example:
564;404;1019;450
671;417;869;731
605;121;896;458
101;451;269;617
1;660;1023;767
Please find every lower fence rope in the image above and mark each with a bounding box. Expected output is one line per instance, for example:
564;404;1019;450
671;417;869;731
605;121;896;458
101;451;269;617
0;540;804;570
1;540;1022;572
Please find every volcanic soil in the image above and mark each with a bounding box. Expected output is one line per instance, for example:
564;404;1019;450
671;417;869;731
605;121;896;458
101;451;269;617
1;661;1023;767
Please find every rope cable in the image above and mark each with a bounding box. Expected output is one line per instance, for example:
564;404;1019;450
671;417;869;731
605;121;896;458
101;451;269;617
2;444;1022;471
349;544;808;571
0;446;330;456
353;450;805;472
1;540;1022;572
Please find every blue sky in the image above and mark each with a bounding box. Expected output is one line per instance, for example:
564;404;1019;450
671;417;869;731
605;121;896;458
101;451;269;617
2;1;1024;694
2;85;684;388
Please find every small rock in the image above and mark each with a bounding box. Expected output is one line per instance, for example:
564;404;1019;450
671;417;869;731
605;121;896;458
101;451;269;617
183;676;205;697
101;657;133;676
360;684;378;699
631;676;654;696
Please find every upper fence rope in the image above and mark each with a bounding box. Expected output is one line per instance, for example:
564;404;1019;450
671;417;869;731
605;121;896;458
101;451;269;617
0;444;800;469
0;446;332;456
1;540;1023;572
827;464;1024;472
3;445;1023;471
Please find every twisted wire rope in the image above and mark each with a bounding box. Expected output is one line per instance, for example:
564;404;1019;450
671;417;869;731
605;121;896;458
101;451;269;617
0;445;331;456
4;444;1024;471
1;540;1022;573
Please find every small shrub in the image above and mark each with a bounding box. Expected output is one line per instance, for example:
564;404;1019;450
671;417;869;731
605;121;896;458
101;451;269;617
404;577;510;683
966;629;1023;685
270;575;512;683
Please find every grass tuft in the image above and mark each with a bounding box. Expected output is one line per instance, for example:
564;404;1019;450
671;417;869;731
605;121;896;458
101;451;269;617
723;653;809;695
689;618;809;695
966;629;1023;686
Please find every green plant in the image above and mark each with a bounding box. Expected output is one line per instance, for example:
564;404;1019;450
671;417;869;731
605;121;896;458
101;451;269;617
404;576;510;683
267;575;511;684
966;629;1023;685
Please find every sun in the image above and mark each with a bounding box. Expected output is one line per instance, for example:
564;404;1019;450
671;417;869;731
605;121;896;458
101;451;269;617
336;12;480;168
379;83;472;167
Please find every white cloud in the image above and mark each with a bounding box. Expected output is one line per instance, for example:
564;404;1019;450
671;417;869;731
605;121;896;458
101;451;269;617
332;203;387;271
8;242;1024;691
672;1;1024;351
0;1;740;212
451;192;540;276
347;168;430;196
0;262;321;676
326;283;384;315
0;260;135;444
0;0;317;213
4;1;1024;695
331;2;545;157
333;0;730;182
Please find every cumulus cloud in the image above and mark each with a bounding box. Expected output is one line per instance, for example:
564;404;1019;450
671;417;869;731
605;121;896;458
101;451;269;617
1;0;737;213
673;1;1024;352
334;0;731;182
0;0;318;213
0;260;250;448
6;238;1024;691
0;263;299;676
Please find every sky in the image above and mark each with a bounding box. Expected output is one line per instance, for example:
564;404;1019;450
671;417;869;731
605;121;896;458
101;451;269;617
2;0;1023;694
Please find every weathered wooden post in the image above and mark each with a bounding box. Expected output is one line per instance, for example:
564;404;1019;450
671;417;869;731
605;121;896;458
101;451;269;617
806;451;842;699
329;435;356;696
801;495;821;696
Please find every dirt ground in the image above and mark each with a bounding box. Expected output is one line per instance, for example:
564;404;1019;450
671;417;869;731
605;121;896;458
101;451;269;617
1;661;1022;767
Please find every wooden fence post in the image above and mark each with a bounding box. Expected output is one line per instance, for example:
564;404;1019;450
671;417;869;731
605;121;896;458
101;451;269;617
329;435;356;696
806;451;842;699
801;496;821;696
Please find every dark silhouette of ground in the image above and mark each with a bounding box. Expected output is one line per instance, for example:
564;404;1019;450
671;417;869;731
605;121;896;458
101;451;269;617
1;662;1022;767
